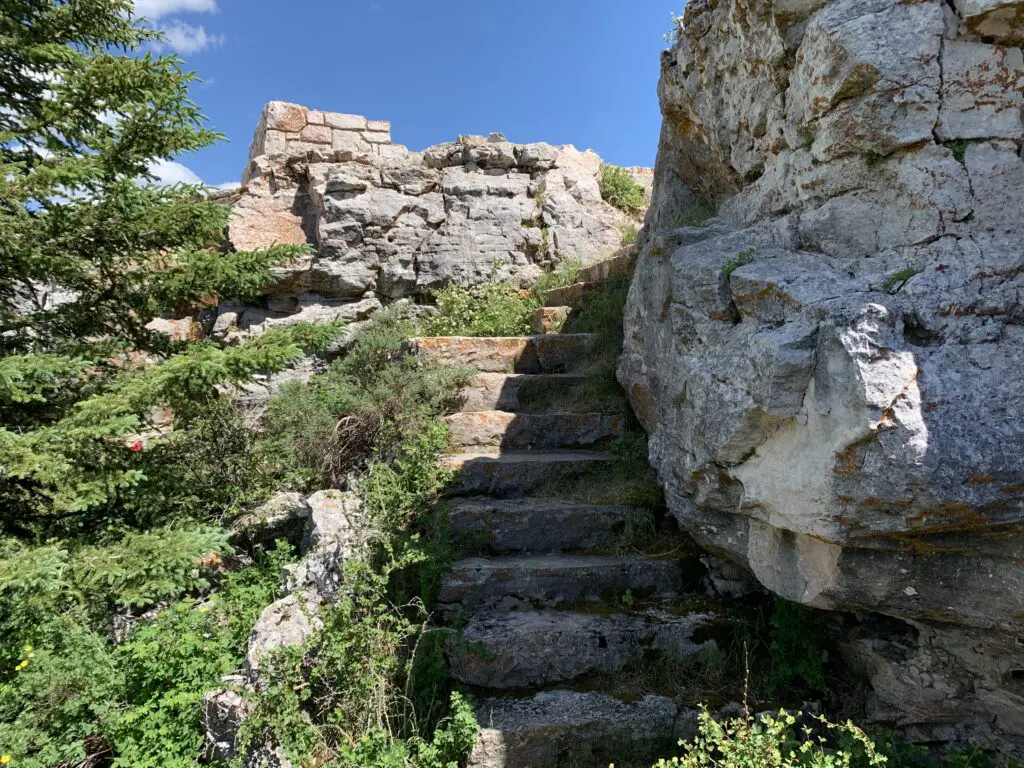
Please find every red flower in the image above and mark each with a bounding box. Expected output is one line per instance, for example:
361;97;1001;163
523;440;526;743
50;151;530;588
129;441;143;452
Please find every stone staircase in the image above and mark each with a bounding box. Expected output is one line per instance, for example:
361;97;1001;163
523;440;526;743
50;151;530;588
410;323;732;767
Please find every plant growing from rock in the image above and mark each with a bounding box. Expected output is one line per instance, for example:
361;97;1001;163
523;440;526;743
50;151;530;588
600;164;647;216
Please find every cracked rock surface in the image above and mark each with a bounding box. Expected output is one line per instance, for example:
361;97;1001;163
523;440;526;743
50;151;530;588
619;0;1024;757
218;102;642;341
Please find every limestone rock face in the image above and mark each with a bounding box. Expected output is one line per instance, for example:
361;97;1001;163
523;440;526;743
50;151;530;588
226;102;640;329
620;0;1024;756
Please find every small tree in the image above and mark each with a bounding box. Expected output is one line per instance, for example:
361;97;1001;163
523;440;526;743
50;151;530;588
0;0;324;536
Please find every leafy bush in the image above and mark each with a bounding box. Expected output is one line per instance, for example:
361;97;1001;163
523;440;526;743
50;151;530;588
0;543;292;768
423;283;538;337
653;708;886;768
600;164;647;216
535;259;583;293
769;599;827;696
262;309;470;488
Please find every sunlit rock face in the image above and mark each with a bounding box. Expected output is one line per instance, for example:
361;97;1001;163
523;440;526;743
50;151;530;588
217;102;641;341
619;0;1024;756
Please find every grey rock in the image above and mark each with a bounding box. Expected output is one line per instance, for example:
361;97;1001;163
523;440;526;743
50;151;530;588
230;491;311;547
225;103;645;326
448;608;713;689
467;690;679;768
620;0;1024;754
202;678;249;762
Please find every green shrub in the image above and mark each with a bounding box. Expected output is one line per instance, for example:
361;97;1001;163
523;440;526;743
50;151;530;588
653;708;886;768
0;543;292;768
423;283;538;337
621;224;640;245
535;259;584;293
769;599;827;696
600;164;647;216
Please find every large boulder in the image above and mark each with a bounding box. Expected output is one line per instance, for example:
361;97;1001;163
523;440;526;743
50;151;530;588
620;0;1024;757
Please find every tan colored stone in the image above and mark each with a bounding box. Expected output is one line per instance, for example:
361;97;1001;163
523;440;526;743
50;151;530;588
324;112;366;130
366;119;391;132
363;130;391;144
299;124;332;144
264;101;307;133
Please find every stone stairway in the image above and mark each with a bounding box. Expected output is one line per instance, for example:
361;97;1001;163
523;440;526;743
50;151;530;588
410;328;733;768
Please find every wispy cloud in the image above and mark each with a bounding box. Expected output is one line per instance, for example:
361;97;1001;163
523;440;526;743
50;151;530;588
158;21;225;53
147;158;204;185
134;0;218;20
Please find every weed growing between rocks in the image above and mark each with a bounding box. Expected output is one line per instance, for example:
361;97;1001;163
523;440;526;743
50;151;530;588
600;164;647;217
535;259;583;293
422;282;538;337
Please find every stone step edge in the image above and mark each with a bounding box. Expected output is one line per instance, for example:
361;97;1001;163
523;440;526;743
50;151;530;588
466;688;696;768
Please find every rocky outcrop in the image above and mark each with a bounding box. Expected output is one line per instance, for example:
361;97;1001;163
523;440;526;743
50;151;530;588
619;0;1024;757
219;102;643;340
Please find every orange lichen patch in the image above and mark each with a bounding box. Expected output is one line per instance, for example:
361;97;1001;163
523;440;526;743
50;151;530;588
968;473;995;485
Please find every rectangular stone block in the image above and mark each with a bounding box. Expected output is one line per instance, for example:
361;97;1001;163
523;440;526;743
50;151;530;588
325;112;367;131
366;119;391;132
299;124;333;144
306;110;325;125
264;101;307;132
375;143;409;160
363;130;392;144
332;129;372;153
262;129;287;154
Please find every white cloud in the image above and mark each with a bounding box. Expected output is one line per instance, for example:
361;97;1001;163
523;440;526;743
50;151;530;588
159;21;225;53
147;158;204;185
134;0;218;20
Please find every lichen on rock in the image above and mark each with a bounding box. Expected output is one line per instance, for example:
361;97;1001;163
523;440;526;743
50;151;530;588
619;0;1024;757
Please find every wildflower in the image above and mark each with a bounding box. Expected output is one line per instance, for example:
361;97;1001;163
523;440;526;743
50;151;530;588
14;660;29;671
129;440;143;452
1;753;12;764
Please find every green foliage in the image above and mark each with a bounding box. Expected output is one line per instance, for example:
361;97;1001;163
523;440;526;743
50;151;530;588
535;259;583;293
882;267;921;293
423;282;538;337
0;542;292;768
723;248;756;278
621;223;640;245
653;708;886;768
238;423;478;767
769;599;827;696
600;164;647;216
262;310;470;489
945;140;970;165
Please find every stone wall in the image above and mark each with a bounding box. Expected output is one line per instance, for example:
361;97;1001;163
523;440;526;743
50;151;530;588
619;0;1023;757
218;102;643;340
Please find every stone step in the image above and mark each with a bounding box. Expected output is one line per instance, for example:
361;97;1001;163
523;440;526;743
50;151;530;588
458;373;628;414
448;608;714;689
441;450;611;496
467;689;685;768
531;305;572;334
408;334;599;373
448;496;650;554
438;554;683;611
445;411;626;450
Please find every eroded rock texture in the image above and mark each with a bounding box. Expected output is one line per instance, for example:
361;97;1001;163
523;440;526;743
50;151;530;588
218;102;638;339
619;0;1024;756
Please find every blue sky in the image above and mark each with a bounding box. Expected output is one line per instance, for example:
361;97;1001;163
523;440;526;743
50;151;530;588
138;0;678;187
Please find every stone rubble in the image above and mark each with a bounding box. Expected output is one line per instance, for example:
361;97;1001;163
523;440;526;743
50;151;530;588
619;0;1024;757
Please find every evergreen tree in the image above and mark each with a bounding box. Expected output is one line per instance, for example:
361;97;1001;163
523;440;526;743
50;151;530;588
0;0;328;535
